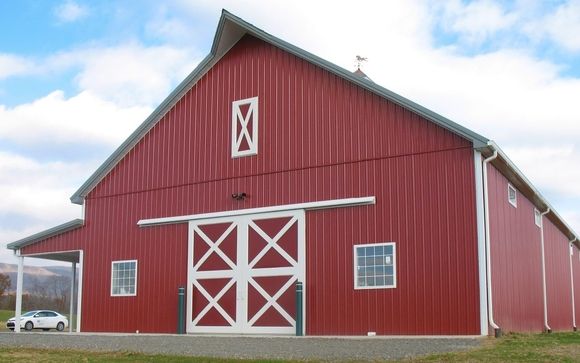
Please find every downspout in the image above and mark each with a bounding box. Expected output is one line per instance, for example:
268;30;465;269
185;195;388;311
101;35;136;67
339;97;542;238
570;237;577;331
482;150;501;337
540;208;551;333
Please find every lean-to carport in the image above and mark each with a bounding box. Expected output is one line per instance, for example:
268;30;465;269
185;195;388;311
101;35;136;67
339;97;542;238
7;220;84;333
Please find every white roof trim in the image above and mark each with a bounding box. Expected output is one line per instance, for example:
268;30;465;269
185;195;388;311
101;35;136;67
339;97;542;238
138;197;375;227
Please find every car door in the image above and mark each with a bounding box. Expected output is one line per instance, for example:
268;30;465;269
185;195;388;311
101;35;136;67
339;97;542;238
33;311;46;328
44;311;58;328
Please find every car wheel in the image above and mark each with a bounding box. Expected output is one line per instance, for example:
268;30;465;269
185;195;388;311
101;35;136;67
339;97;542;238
24;321;33;331
56;322;65;331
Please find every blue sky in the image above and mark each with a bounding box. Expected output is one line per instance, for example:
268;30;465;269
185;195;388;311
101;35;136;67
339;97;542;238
1;0;580;266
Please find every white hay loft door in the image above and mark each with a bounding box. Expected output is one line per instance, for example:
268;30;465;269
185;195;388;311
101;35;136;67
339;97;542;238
187;210;305;334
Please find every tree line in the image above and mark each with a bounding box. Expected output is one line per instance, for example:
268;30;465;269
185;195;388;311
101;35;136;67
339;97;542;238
0;273;73;313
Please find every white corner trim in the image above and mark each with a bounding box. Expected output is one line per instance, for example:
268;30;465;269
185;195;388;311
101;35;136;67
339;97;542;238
138;196;376;227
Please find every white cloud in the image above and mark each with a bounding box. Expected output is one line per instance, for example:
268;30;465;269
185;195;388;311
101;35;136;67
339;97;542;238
0;90;150;147
54;0;89;23
70;44;199;106
536;0;580;52
0;152;85;267
437;0;518;44
0;54;35;80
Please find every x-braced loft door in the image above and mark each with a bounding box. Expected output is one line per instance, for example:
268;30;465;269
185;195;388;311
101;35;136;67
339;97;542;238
187;210;305;334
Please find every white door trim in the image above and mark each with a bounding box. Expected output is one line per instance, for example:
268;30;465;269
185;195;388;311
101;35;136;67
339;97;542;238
139;196;375;227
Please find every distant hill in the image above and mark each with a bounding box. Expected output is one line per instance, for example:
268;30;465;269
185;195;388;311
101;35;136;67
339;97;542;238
0;263;74;293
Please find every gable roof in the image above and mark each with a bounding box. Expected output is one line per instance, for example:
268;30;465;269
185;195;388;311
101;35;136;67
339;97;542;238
70;9;489;205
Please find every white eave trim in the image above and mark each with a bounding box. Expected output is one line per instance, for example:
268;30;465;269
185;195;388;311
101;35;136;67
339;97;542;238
138;197;375;227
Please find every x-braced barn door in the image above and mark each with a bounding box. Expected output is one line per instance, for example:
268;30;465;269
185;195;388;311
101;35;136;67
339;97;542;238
187;210;305;334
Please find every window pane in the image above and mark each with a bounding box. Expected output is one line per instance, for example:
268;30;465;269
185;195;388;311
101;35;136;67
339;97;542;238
374;246;383;255
357;277;366;287
366;257;374;266
365;246;374;255
385;266;394;275
376;276;385;286
366;267;375;277
357;247;365;257
384;245;393;255
385;276;394;286
357;257;365;267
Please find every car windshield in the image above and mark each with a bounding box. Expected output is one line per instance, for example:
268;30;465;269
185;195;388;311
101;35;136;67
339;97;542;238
22;311;37;317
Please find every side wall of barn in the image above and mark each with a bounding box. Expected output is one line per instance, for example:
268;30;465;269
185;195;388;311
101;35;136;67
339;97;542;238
488;163;575;332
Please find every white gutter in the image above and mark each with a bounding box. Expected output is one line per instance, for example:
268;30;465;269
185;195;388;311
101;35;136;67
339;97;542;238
570;237;577;331
540;208;551;332
482;150;501;337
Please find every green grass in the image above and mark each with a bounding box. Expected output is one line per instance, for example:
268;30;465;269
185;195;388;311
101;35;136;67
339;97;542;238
413;332;580;362
0;310;14;323
0;332;578;362
0;348;285;363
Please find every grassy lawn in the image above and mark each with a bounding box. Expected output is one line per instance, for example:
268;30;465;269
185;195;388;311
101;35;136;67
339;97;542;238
0;310;14;323
413;332;580;362
0;332;578;362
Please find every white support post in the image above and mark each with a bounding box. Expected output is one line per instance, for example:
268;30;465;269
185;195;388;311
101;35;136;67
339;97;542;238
14;253;24;333
69;262;76;333
76;251;83;333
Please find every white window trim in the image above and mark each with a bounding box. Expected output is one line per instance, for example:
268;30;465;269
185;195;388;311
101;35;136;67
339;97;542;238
534;208;542;227
508;184;517;207
231;96;258;158
111;259;138;297
353;242;397;290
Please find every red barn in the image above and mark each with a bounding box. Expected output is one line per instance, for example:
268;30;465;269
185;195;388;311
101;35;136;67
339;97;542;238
8;11;580;336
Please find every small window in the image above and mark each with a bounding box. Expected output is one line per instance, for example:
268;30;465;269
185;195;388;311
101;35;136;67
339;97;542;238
508;184;517;207
534;209;542;227
231;96;258;158
354;242;396;289
111;260;137;296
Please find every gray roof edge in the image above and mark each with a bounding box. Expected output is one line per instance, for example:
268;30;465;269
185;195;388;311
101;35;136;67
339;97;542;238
7;219;85;250
70;9;489;204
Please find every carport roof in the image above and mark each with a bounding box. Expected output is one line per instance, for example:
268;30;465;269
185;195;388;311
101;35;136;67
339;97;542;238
7;219;84;251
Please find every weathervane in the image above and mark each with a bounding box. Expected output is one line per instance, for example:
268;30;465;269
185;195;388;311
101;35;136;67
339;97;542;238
355;55;368;70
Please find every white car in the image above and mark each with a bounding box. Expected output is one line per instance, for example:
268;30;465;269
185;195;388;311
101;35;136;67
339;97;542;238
6;310;68;332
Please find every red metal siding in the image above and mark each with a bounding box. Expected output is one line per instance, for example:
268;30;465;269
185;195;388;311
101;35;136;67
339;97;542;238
488;164;575;332
544;219;573;331
487;164;544;332
22;35;480;334
91;35;469;202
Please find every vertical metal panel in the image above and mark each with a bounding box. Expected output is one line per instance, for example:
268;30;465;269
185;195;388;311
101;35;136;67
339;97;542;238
543;219;573;330
487;164;544;332
487;164;576;332
21;35;480;334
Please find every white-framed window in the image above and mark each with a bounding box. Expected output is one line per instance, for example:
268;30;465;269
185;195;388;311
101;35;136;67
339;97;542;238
354;242;396;289
111;260;137;296
231;96;258;158
534;209;542;227
508;184;517;207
